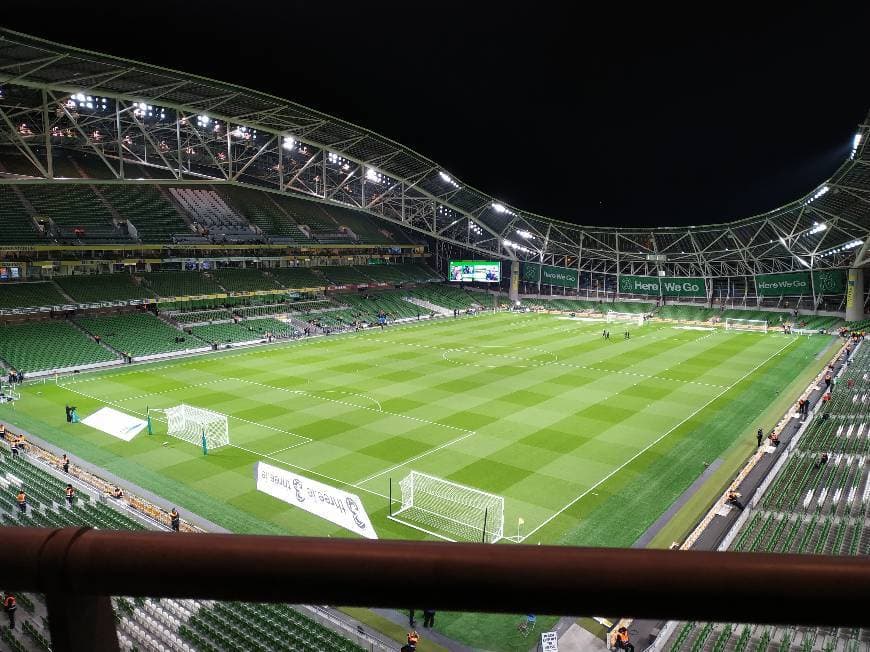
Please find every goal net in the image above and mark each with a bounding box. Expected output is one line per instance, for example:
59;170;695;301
725;318;768;333
164;404;230;450
394;471;504;543
606;312;644;326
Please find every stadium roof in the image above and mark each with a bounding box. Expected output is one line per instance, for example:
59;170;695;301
0;28;869;274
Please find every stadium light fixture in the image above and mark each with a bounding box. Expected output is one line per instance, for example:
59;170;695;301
439;171;460;189
492;202;517;217
851;133;862;159
807;222;827;235
516;230;534;239
804;185;829;205
282;136;296;151
196;115;210;128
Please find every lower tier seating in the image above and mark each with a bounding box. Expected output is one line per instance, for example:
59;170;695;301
0;320;117;372
76;313;192;357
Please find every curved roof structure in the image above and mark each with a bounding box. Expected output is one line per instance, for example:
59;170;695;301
0;28;868;277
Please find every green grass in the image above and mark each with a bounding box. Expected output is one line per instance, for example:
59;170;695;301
0;313;833;650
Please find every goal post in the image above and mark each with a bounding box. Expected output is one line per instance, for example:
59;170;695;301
393;471;504;543
606;311;644;326
162;404;230;450
724;318;768;333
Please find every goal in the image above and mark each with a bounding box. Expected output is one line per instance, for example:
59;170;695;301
393;471;504;543
606;311;644;326
725;318;768;333
164;404;230;450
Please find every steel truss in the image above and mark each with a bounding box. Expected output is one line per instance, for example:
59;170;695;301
0;28;868;281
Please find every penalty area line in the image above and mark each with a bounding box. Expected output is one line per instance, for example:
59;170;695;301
518;335;799;543
355;430;478;486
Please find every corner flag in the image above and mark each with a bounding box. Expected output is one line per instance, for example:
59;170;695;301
201;431;208;456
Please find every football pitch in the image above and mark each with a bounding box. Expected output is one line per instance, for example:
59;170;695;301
3;312;834;547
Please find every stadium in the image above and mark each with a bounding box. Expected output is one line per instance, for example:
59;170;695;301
0;23;868;652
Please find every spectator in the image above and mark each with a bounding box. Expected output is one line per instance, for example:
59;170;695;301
61;454;70;474
15;489;26;515
170;508;180;532
726;490;744;510
814;453;828;470
423;609;436;628
3;593;16;630
65;484;75;508
406;629;420;651
756;428;763;448
614;626;634;652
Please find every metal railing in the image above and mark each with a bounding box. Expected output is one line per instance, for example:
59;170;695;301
4;526;869;652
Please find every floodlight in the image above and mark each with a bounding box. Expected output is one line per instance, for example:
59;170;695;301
492;202;507;213
283;136;295;150
516;229;534;239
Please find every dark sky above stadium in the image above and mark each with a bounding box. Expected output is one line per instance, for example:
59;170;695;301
8;2;870;227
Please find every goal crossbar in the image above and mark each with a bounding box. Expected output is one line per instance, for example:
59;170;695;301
725;318;768;333
606;312;644;326
163;404;230;450
394;471;504;543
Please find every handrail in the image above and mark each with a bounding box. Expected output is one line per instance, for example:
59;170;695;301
4;527;869;651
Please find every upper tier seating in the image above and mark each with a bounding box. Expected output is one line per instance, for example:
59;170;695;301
143;271;224;298
270;267;327;289
209;268;281;293
75;312;194;357
0;185;41;243
0;282;68;310
17;185;132;243
220;186;314;244
54;274;154;303
0;320;118;372
168;188;259;242
97;185;189;242
317;266;368;285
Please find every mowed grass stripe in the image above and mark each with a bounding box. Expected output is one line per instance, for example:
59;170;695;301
3;312;832;549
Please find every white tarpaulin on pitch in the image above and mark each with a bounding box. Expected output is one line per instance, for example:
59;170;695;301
255;461;378;539
81;407;148;441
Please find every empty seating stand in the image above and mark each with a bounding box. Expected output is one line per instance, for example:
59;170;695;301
210;268;282;293
75;312;195;357
220;186;314;244
168;187;260;242
54;274;154;303
97;185;189;243
143;271;224;298
18;184;132;243
0;185;41;243
0;282;68;310
270;267;326;289
0;320;118;372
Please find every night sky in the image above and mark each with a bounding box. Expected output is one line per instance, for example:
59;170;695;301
6;2;870;227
